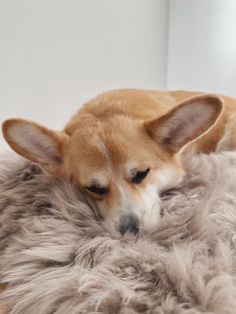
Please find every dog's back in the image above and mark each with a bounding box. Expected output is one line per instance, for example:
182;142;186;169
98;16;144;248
65;88;236;153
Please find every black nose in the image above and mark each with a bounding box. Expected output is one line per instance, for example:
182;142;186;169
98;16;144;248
119;214;139;235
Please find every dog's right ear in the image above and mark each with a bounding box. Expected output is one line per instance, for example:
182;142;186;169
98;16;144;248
2;119;69;176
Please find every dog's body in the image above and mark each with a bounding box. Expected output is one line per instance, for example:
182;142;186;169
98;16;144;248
66;89;236;153
2;89;236;234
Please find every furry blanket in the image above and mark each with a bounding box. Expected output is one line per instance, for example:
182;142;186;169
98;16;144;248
1;151;236;314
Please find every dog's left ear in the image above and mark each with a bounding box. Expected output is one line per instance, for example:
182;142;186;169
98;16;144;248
145;95;224;153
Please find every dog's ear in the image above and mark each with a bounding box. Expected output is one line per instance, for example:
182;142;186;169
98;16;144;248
2;119;69;176
145;95;223;153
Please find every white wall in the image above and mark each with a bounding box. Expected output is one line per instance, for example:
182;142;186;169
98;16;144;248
0;0;169;150
2;1;236;152
167;0;236;97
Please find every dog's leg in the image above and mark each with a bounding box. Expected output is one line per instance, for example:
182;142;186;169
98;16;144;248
216;115;236;152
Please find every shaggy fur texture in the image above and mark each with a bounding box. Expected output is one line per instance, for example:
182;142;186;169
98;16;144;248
1;151;236;313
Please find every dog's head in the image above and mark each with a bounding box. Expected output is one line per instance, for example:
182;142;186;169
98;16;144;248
2;93;223;234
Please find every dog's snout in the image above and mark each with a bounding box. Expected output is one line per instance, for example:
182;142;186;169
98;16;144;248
119;213;139;235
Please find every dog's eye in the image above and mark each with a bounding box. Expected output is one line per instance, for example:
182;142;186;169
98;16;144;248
86;185;108;195
132;168;150;184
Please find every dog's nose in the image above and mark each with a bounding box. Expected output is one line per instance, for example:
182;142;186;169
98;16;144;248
119;213;139;235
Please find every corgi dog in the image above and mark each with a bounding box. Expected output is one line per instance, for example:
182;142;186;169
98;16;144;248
2;89;236;235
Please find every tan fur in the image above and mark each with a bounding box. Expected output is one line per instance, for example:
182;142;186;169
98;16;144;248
64;89;232;154
0;285;8;314
2;89;235;231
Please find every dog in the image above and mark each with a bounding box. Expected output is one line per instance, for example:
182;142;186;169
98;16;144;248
2;89;236;235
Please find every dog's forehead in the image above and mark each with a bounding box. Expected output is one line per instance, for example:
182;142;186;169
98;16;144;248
81;127;132;167
67;117;155;179
74;117;137;153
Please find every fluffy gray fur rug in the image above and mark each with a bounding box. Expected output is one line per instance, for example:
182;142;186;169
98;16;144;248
1;150;236;314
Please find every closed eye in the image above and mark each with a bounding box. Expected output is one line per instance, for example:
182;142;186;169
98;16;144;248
86;185;108;195
132;168;150;184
